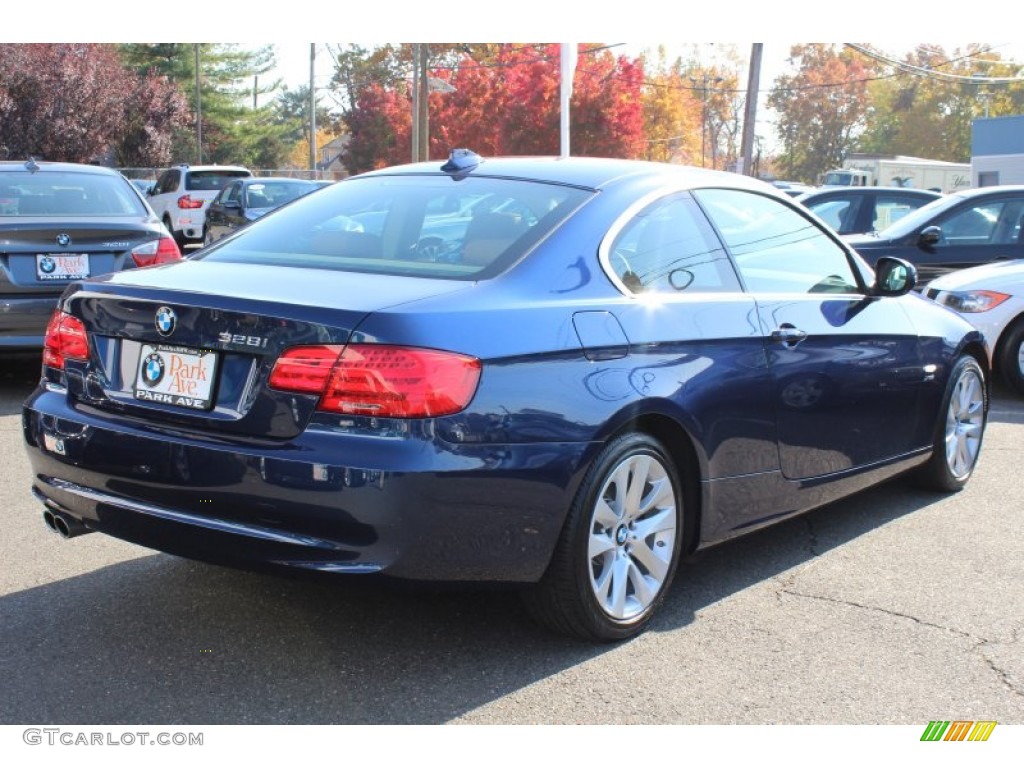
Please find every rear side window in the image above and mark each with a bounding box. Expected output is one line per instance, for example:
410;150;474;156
155;169;179;195
604;193;740;293
806;196;861;233
872;192;934;231
0;171;149;216
197;175;593;280
186;170;252;192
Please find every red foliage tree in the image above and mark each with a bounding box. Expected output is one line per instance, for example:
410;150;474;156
342;83;413;172
117;71;190;167
0;44;189;165
341;44;646;174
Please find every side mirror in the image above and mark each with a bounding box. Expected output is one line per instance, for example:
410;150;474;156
223;201;241;210
874;256;917;296
918;225;941;247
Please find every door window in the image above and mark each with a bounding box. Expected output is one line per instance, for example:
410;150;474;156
695;189;860;294
939;199;1024;246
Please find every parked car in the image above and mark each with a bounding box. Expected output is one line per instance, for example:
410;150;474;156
924;260;1024;395
797;187;941;235
845;185;1024;282
0;159;181;350
147;164;252;248
204;177;318;245
24;151;989;641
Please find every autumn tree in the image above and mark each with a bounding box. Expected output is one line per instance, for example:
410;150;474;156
768;44;879;183
641;48;702;164
341;83;413;171
117;70;191;167
563;46;645;158
856;44;1024;162
326;44;410;112
0;44;187;165
337;43;646;174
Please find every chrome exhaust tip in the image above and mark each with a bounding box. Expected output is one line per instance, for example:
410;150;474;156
42;509;59;533
42;509;93;539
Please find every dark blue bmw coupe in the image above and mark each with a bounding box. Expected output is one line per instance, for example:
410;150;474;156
22;151;989;641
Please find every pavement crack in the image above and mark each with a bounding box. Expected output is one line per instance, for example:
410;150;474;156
780;588;977;640
974;624;1024;698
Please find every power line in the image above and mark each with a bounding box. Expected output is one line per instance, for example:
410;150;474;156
844;43;1024;83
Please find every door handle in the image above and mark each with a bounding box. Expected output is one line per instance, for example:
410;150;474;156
771;324;808;346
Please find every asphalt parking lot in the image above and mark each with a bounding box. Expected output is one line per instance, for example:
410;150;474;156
1;353;1021;725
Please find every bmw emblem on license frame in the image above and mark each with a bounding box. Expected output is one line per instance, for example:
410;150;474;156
155;306;177;337
140;352;166;387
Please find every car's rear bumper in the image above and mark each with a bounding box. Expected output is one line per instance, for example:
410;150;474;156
173;210;206;240
0;294;58;347
23;386;587;583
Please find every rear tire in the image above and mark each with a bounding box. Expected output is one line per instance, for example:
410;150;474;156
996;318;1024;396
523;433;684;642
914;355;987;492
165;217;186;250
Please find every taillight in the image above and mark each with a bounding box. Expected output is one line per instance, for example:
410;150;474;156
177;194;204;210
268;345;342;393
269;344;481;418
42;311;89;369
131;236;182;267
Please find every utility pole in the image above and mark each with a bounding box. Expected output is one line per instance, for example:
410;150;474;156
740;44;763;176
690;73;722;168
310;44;317;176
411;44;421;162
194;44;202;164
418;43;429;161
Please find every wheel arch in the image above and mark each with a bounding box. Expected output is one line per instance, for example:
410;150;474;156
592;403;706;555
958;336;992;396
991;311;1024;373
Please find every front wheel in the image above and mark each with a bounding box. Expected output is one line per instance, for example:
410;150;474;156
523;433;684;642
996;318;1024;396
914;355;987;492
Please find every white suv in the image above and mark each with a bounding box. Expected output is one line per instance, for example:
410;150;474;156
148;164;252;247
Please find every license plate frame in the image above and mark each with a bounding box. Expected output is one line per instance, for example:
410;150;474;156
133;344;218;410
36;253;90;281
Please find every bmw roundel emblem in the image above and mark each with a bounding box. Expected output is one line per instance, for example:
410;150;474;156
39;257;56;274
56;233;72;247
155;306;177;337
141;352;165;387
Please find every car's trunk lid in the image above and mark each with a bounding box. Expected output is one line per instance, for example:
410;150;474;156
0;219;158;294
57;261;470;440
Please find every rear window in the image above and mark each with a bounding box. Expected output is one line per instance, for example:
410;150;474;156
0;171;149;216
195;175;593;280
186;170;252;192
245;180;314;208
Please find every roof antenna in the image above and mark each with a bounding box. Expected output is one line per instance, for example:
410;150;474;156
25;157;40;173
441;149;483;180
